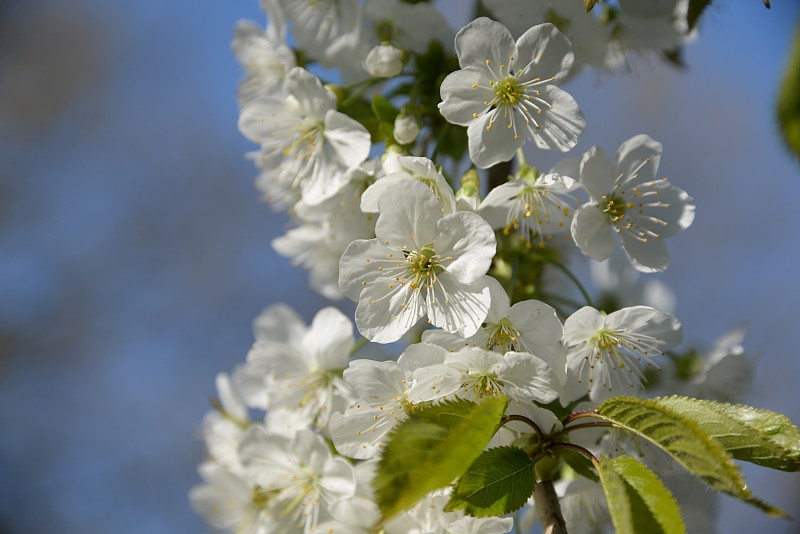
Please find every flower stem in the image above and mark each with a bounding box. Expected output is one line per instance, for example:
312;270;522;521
546;258;595;308
563;421;614;433
350;336;368;356
535;479;569;534
340;78;384;108
551;442;598;464
501;414;544;441
430;122;451;162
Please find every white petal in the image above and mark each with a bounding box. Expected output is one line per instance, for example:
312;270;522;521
252;303;307;344
435;211;496;283
303;307;354;369
501;352;560;403
375;180;442;250
338;239;395;301
343;359;404;401
427;275;491;337
439;67;494;126
360;174;411;213
455;17;517;71
571;204;616;261
397;342;450;374
407;363;463;404
324;109;372;167
579;146;616;201
616;134;662;184
563;306;605;346
355;281;425;343
619;230;672;272
285;67;336;120
468;108;524;168
526;85;585;152
515;23;574;82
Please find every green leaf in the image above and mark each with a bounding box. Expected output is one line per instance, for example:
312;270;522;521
557;446;599;482
596;455;686;534
595;396;788;517
584;0;600;12
371;94;399;123
777;25;800;159
445;446;535;517
687;0;713;32
653;396;800;472
374;396;508;520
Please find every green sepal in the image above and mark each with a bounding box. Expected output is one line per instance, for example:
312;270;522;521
595;396;789;517
373;396;508;520
596;455;687;534
653;396;800;472
445;446;535;517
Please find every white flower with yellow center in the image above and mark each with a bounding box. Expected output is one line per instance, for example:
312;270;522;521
239;67;371;206
407;345;560;405
242;307;355;428
339;180;496;343
570;134;695;272
329;343;446;460
239;427;357;533
422;277;567;386
439;18;585;169
563;305;682;401
360;156;456;215
480;164;578;247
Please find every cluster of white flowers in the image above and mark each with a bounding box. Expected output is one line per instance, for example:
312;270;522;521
191;2;754;533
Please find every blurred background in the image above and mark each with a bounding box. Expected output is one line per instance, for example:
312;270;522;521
0;0;798;532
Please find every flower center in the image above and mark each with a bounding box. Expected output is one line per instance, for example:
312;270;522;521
251;485;276;508
405;244;443;289
601;193;632;222
486;318;524;353
494;75;524;107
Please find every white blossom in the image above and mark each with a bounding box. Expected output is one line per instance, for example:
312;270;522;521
360;156;456;215
273;164;377;299
422;276;567;385
329;343;446;459
480;163;578;246
239;427;357;533
570;134;695;272
563;305;683;401
339;180;495;343
439;18;585;168
407;344;560;405
240;307;355;427
190;462;275;534
239;67;371;206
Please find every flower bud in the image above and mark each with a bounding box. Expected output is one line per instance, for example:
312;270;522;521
393;115;420;145
363;43;405;78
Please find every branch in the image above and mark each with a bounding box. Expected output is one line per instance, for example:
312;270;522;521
535;479;569;534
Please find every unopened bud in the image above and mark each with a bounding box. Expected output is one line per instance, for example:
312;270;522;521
363;43;406;78
393;115;420;145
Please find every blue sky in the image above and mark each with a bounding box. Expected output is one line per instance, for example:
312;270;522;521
0;1;798;532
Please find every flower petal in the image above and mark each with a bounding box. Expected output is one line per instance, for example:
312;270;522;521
455;17;517;71
525;85;585;152
515;23;574;82
435;211;496;284
571;204;616;261
439;67;494;126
